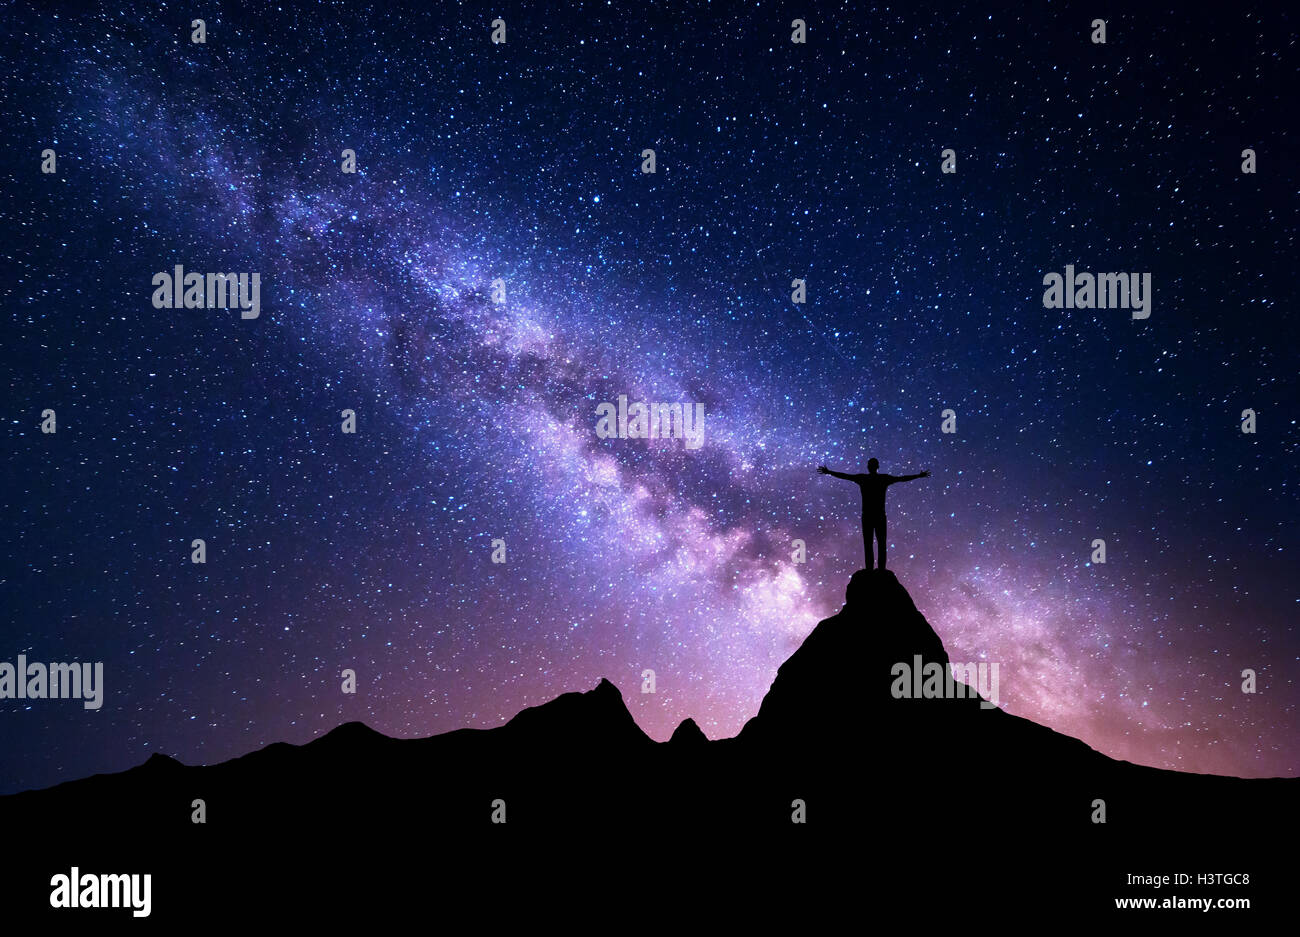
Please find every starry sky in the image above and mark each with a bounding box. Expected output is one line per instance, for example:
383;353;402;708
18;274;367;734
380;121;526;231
2;2;1296;795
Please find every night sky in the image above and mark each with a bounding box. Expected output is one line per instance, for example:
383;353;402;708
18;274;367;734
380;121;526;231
2;2;1296;795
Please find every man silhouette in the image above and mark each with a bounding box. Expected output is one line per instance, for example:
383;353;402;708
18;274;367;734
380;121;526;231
818;459;930;570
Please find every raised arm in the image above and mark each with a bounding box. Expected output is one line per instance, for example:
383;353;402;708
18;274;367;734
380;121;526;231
817;465;857;481
890;470;931;483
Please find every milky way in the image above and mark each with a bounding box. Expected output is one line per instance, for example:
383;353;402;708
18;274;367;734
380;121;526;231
2;3;1296;793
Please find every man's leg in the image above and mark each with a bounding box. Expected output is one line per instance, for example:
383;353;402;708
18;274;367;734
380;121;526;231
861;517;872;568
875;517;887;569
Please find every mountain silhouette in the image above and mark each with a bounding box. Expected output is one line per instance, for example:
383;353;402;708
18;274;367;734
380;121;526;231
4;569;1295;921
668;716;709;747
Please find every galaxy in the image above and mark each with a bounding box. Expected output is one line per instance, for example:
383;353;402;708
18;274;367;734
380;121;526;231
2;2;1296;794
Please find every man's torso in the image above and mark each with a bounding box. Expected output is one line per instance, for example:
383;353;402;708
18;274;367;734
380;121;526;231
857;474;892;516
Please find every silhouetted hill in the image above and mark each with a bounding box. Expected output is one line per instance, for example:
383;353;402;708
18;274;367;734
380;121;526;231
3;569;1294;921
496;677;654;751
668;717;708;746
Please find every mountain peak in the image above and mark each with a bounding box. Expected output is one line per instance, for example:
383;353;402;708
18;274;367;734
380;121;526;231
668;717;708;746
501;676;651;750
845;566;897;601
738;567;950;745
316;720;386;746
141;752;183;770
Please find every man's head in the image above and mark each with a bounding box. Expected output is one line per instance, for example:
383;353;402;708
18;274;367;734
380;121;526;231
867;458;879;473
